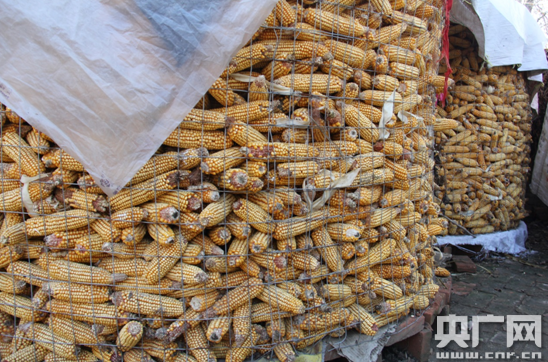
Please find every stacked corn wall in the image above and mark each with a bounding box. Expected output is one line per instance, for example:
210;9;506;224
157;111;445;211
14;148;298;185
0;1;452;361
435;25;532;236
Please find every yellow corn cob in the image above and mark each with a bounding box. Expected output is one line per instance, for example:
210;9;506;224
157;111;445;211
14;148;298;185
227;237;248;267
201;148;245;175
76;175;103;194
46;299;128;326
275;74;343;94
225;329;261;362
324;40;371;69
177;242;204;264
96;257;146;277
3;132;46;176
232;302;252;346
198;194;236;228
242;161;268;178
412;295;430;310
221;43;272;77
0;162;22;180
204;277;264;318
228;121;269;147
141;339;178;361
257;284;305;314
435;267;451;277
239;258;264;279
326;223;362;242
346;238;397;273
433;118;459;131
120;224;147;246
248;75;269;102
164;128;232;150
0;292;47;322
213;168;249;191
162;308;202;343
42;281;109;304
49;315;105;345
49;259;126;284
121;349;156;362
128;151;184;185
2;345;49;362
388;62;420;79
211;100;273;123
147;223;175;246
273;209;330;240
298;307;351;331
320;59;355;82
360;90;403;107
206;316;231;343
311;227;345;274
207;226;230;246
110;207;147;228
42;149;82;171
182;108;228;130
143;234;188;284
111;290;185;317
25;209;99;237
0;186;22;213
261;52;294;80
7;261;48;287
208;78;246;107
242;142;319;160
288;250;320;272
338;103;379;142
304;8;366;37
141;202;180;224
110;170;188;211
19;323;80;358
277;161;319;179
233;198;274;234
114;321;143;352
0;272;27;295
370;277;404;300
156;190;202;213
319;283;352;302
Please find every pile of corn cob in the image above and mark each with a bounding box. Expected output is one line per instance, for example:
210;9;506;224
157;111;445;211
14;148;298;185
0;1;453;361
435;25;532;235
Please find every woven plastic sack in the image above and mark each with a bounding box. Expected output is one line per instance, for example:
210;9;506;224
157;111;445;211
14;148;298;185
0;0;277;196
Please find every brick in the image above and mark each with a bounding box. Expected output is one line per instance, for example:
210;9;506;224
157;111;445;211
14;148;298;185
424;300;441;326
386;315;425;346
396;325;432;362
442;245;452;254
452;255;477;273
439;275;452;304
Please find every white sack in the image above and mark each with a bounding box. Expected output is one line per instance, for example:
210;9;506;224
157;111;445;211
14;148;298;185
0;0;277;196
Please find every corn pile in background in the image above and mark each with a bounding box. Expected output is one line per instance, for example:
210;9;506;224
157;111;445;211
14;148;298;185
0;1;453;361
435;25;532;236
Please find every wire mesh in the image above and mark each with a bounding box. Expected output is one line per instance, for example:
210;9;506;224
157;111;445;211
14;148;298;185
435;24;532;236
0;0;450;361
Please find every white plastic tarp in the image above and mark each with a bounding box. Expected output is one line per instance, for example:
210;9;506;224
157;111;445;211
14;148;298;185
0;0;278;196
451;0;548;78
437;221;528;255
